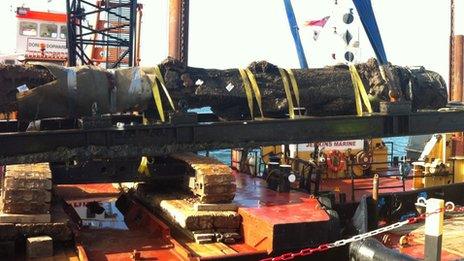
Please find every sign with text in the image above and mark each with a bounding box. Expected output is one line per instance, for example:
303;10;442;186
297;140;364;152
26;38;67;53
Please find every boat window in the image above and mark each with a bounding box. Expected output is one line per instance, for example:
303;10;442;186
60;25;67;39
20;22;37;36
40;23;58;38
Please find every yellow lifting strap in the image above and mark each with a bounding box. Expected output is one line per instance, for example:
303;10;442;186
278;68;295;119
150;65;176;122
138;111;150;175
285;69;301;116
153;65;176;111
239;68;255;119
151;79;165;122
138;156;151;176
141;65;176;176
244;68;264;118
284;68;301;111
349;64;373;116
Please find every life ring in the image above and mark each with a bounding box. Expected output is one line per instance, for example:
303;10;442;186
355;151;373;171
326;150;346;173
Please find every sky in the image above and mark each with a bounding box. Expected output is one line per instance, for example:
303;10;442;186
0;0;463;86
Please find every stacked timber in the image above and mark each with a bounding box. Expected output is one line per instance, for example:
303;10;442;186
0;163;52;222
136;154;240;243
0;163;73;258
170;153;236;203
136;184;241;244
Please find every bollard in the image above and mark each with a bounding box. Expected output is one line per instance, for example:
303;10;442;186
424;198;444;261
372;174;379;202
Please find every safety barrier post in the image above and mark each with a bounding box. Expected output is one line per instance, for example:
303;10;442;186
372;174;379;202
424;198;444;261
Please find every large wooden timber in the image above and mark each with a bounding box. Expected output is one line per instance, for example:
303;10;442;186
0;163;52;220
0;65;55;114
0;201;74;242
169;153;236;203
0;58;448;120
135;184;241;243
0;164;73;242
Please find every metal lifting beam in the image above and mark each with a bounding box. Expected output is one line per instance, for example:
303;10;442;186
1;110;464;165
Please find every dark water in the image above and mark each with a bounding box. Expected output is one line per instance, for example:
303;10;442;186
383;136;408;158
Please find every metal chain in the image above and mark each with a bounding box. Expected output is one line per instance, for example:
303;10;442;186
261;207;451;261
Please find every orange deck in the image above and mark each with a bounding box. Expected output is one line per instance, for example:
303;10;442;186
53;172;419;260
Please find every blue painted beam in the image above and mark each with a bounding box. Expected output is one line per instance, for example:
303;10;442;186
283;0;309;68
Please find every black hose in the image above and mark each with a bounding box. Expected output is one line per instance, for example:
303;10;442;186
349;238;417;261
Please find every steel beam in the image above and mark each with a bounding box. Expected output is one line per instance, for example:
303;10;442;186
1;111;464;164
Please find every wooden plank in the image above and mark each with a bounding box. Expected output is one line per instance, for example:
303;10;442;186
0;213;51;223
137;191;241;231
0;199;73;241
5;163;52;178
193;203;238;212
185;241;237;257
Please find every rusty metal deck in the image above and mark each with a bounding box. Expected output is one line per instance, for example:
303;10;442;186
382;215;464;260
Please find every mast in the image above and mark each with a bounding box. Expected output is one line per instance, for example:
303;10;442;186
449;0;455;100
168;0;189;65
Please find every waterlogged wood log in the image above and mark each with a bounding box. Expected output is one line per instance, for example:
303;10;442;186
0;64;55;114
164;58;448;119
0;58;448;120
